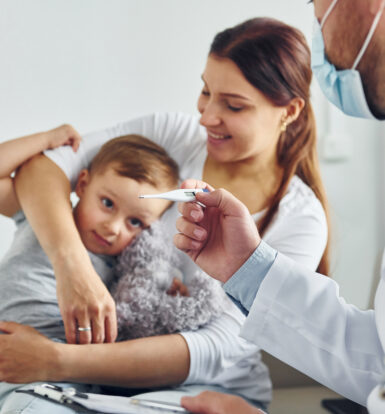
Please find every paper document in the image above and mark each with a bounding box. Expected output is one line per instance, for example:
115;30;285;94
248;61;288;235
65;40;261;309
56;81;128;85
71;392;188;413
17;384;189;413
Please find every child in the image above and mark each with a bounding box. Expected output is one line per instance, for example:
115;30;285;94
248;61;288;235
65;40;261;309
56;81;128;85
0;124;179;345
0;125;228;414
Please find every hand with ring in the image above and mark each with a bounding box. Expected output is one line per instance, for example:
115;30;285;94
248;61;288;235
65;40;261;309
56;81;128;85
77;326;92;332
55;256;117;345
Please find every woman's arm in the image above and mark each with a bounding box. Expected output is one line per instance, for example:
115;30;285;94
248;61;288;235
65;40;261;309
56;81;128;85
0;309;262;400
0;321;189;387
0;124;81;179
13;113;199;346
14;155;117;345
0;125;81;217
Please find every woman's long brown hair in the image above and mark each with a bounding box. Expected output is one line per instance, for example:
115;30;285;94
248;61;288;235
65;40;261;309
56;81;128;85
210;18;330;275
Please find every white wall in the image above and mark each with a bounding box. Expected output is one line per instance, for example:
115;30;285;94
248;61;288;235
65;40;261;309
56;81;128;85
0;0;383;309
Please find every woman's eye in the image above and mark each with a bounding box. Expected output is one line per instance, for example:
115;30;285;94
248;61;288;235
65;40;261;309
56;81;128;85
227;104;243;112
129;218;143;228
101;198;114;208
201;89;210;97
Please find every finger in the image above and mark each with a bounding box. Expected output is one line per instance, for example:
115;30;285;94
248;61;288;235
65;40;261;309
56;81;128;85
61;312;78;344
90;315;105;344
104;311;118;343
176;217;207;242
173;233;204;252
180;284;189;297
181;392;219;413
180;396;206;413
196;188;249;217
71;131;82;152
181;179;214;192
0;321;20;334
177;201;204;222
166;279;178;295
76;315;92;345
70;137;81;153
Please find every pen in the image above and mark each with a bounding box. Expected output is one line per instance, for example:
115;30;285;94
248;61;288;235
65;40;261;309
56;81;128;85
130;397;189;412
139;188;209;202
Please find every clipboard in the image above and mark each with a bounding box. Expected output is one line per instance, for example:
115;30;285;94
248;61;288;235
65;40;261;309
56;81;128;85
16;383;190;414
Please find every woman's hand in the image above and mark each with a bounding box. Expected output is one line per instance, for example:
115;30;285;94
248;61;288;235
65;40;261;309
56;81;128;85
174;179;261;284
181;391;265;414
45;124;82;152
54;256;117;345
0;321;61;383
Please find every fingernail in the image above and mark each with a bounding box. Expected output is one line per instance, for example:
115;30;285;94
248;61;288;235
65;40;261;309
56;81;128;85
193;228;205;239
191;240;201;249
191;210;200;220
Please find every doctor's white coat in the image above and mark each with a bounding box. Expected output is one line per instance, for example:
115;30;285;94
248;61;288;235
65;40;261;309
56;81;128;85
239;252;385;410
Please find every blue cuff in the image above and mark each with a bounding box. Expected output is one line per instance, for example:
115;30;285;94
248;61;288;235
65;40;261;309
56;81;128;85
224;240;277;315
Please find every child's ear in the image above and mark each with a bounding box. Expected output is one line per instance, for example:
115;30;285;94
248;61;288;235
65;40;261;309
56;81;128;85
75;169;90;197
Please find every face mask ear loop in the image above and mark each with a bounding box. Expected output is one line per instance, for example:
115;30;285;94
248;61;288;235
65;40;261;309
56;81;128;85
320;0;339;29
352;0;385;69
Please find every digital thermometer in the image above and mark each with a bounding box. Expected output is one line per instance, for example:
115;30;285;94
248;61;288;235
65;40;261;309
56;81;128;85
139;188;209;202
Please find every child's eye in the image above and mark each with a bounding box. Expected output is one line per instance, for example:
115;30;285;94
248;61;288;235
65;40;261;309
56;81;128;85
101;198;114;209
129;218;143;228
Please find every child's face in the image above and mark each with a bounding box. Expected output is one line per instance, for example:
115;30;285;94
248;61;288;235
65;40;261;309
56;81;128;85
73;167;172;256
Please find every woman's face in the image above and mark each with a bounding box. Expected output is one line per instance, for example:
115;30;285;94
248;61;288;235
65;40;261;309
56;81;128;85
197;55;286;165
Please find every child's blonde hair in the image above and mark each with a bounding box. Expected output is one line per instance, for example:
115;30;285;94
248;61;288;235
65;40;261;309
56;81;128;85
89;134;179;190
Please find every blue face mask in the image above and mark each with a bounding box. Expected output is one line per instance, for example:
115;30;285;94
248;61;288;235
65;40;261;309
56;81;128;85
311;0;385;119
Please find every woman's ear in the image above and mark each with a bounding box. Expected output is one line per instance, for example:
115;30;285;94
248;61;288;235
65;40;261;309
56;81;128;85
75;169;90;198
285;97;305;125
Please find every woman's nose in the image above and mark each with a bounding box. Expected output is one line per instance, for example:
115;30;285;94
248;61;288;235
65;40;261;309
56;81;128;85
199;101;221;127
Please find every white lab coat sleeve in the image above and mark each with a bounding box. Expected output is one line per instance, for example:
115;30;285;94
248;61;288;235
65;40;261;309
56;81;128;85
241;252;385;406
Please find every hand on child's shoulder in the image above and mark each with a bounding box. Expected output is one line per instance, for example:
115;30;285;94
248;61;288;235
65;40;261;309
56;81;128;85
46;124;82;152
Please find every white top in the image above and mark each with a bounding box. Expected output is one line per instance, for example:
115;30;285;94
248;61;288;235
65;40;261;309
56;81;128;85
45;112;328;403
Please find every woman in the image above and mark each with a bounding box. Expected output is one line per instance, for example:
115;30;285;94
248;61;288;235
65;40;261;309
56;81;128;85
1;17;329;412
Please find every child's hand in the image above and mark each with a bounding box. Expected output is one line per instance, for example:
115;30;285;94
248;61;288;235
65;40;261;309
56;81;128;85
46;124;82;152
167;277;190;297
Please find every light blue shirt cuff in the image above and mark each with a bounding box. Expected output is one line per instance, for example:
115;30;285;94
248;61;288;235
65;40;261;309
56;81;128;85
223;240;277;315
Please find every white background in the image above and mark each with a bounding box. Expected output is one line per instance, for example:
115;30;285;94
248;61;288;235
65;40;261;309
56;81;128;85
1;0;384;309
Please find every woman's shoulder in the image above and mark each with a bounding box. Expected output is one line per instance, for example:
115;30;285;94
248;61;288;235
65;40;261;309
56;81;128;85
118;112;201;133
278;175;325;218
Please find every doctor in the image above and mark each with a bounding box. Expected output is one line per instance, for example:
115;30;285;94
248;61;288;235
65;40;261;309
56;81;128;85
175;0;385;413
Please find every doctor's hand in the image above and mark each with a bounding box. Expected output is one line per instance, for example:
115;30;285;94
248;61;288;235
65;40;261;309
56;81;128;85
181;391;265;414
54;255;117;345
174;179;260;284
0;321;61;384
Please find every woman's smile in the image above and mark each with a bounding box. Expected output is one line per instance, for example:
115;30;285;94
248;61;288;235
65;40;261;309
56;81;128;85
207;129;231;140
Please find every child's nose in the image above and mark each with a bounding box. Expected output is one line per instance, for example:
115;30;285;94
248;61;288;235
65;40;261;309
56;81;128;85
104;218;122;235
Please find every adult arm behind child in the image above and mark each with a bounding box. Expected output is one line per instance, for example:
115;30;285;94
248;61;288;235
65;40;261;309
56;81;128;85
14;134;118;345
0;320;190;387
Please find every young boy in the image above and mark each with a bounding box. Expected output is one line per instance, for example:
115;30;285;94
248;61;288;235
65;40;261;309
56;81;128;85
0;124;179;346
